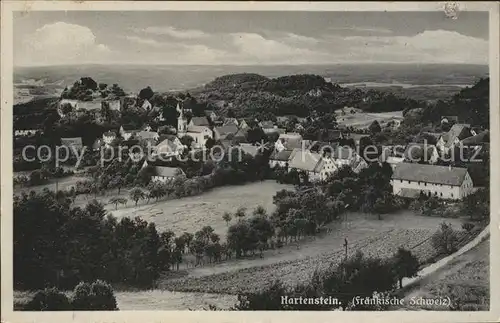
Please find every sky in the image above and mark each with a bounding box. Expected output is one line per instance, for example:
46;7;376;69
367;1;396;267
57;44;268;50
13;11;489;66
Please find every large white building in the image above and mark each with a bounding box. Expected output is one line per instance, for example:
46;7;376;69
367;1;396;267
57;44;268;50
391;163;474;200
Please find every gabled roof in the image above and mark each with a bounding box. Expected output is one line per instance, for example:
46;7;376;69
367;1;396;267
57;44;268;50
440;124;473;146
187;125;211;133
215;124;239;136
103;131;116;137
260;121;275;129
308;141;337;154
121;124;139;131
154;166;183;178
136;131;159;141
461;130;489;146
156;137;181;153
61;137;83;148
403;143;438;162
392;163;468;186
269;149;294;161
190;116;210;126
237;143;261;157
288;149;324;172
223;117;239;126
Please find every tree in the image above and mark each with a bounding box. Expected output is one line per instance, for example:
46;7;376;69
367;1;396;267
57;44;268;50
431;222;459;255
129;187;146;206
392;248;419;288
72;280;118;310
233;280;290;310
253;205;267;217
235;207;246;220
222;212;232;226
369;120;382;134
139;86;154;100
24;288;72;311
109;197;127;210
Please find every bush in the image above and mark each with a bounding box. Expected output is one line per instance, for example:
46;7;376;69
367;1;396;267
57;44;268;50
431;222;459;255
24;288;71;311
72;280;118;310
461;222;475;233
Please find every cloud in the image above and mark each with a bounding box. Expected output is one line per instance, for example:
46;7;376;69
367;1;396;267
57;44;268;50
16;22;111;66
338;30;489;64
138;26;208;39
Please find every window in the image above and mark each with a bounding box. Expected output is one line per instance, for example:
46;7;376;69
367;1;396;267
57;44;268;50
408;181;410;184
424;183;427;186
440;192;443;197
400;180;403;183
451;193;454;198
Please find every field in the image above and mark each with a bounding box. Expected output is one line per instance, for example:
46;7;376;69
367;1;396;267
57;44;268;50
158;212;465;295
396;237;490;311
109;181;293;238
336;110;403;129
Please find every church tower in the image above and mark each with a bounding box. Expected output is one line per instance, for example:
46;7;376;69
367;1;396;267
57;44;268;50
177;102;187;136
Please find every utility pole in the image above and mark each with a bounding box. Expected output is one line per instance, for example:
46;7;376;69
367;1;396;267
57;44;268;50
344;237;348;260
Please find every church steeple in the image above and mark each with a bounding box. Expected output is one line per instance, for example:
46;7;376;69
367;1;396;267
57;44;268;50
177;102;187;135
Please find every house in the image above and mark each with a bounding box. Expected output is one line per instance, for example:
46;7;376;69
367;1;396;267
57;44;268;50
441;116;459;124
214;124;239;141
189;116;211;127
141;99;152;111
151;166;185;183
288;149;337;182
378;147;405;170
102;131;117;147
223;117;239;127
61;137;84;152
141;124;153;132
205;110;218;122
403;143;440;164
269;149;295;168
92;138;103;151
236;143;262;157
154;135;184;159
120;125;140;141
308;141;338;155
275;133;303;152
259;120;275;130
186;125;213;148
136;131;160;144
331;146;366;172
437;124;474;154
460;130;489;148
239;118;257;129
391;163;474;200
106;100;121;111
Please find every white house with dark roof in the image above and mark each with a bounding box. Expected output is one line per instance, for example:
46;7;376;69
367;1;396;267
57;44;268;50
185;125;213;148
269;149;295;168
275;133;303;152
151;166;185;183
214;124;239;141
391;163;474;200
288;149;337;182
136;131;159;143
437;124;474;154
189;116;211;127
331;146;367;172
153;135;184;159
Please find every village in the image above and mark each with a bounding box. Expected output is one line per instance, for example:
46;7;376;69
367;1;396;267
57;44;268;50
12;75;491;311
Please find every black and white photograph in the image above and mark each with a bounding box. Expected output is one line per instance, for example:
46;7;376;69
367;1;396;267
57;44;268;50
1;1;499;321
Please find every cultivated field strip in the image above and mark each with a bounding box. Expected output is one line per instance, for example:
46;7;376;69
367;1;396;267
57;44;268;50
161;228;436;294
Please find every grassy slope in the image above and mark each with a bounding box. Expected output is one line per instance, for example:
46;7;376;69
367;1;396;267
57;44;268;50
395;237;490;311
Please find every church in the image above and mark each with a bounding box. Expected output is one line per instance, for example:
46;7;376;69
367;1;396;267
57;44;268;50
177;102;213;149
